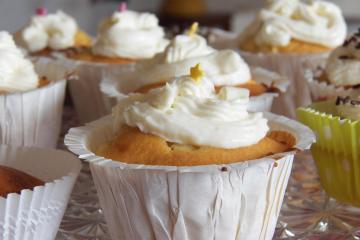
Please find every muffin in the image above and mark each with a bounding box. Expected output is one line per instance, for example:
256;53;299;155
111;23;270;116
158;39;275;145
66;64;315;240
0;144;81;240
0;31;70;148
101;23;289;112
297;96;360;207
60;4;169;124
307;30;360;101
0;165;44;197
214;0;347;118
14;8;92;57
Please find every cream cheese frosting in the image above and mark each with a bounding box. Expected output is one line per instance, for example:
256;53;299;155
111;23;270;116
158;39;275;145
92;10;169;59
325;31;360;87
112;70;269;149
0;32;39;92
133;33;251;87
15;10;77;52
239;0;346;48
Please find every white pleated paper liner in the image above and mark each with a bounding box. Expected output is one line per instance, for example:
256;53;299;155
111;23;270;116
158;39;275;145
0;58;71;148
100;66;289;113
304;68;359;101
0;144;82;240
65;113;315;240
55;55;135;124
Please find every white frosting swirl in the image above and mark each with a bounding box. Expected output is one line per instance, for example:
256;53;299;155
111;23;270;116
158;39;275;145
133;34;251;87
240;0;346;48
113;75;269;148
15;10;77;52
0;32;39;92
92;10;169;59
325;33;360;87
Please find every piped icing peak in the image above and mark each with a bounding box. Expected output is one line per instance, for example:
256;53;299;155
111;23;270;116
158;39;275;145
113;65;268;149
0;32;39;92
240;0;346;48
92;10;169;59
15;10;78;52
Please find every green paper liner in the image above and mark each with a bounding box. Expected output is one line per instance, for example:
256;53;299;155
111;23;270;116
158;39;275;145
297;101;360;206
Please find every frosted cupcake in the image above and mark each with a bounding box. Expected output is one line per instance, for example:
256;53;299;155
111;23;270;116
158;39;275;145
297;96;360;207
102;23;288;112
0;31;70;148
0;144;81;240
66;64;314;240
213;0;346;118
61;4;169;124
307;30;360;101
14;8;92;57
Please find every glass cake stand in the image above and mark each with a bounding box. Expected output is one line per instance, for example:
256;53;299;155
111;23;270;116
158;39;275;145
56;106;360;240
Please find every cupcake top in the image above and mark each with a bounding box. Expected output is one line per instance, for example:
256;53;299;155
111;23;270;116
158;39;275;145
0;32;39;92
325;30;360;87
14;10;78;53
134;23;251;87
92;8;169;59
113;64;268;148
239;0;346;49
335;96;360;121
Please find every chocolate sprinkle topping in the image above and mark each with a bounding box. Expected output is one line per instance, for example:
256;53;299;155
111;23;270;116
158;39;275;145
336;96;360;106
338;55;354;60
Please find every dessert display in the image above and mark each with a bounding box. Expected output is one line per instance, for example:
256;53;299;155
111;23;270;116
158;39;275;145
0;31;48;93
66;3;169;64
0;165;44;197
14;8;92;56
65;64;314;239
297;96;360;207
0;144;81;240
308;30;360;101
101;23;288;112
238;0;346;54
0;31;69;148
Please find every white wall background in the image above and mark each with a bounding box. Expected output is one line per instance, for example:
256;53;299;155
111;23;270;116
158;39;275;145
0;0;359;34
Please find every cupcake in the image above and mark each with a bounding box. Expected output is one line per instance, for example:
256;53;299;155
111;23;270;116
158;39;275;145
0;144;81;240
66;64;314;239
60;3;169;124
0;31;70;148
307;30;360;101
14;8;92;57
214;0;347;118
101;23;288;112
297;96;360;207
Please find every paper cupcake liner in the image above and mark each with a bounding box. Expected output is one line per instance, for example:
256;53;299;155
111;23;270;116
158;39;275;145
0;144;81;240
100;66;289;112
56;56;135;124
297;102;360;206
240;50;329;118
0;58;70;148
304;68;359;101
65;113;314;240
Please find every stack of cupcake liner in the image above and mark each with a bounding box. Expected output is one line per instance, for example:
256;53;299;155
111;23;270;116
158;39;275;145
297;101;360;207
0;144;81;240
65;113;315;240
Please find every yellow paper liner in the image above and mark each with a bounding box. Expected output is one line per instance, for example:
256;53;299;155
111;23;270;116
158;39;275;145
297;101;360;206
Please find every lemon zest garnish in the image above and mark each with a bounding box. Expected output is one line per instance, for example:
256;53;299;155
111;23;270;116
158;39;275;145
190;63;205;83
187;22;199;37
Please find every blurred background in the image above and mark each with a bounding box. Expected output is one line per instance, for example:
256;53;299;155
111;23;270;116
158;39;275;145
0;0;359;35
